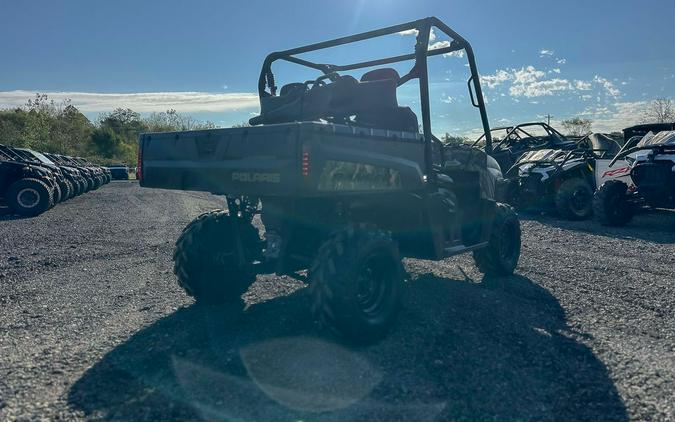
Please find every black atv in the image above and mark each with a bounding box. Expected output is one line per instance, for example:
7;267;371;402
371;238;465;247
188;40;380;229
474;122;577;171
139;18;522;343
501;148;599;219
594;129;675;226
0;147;57;216
43;153;87;196
11;147;78;202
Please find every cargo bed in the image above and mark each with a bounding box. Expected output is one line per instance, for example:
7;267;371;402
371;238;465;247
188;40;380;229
139;121;427;197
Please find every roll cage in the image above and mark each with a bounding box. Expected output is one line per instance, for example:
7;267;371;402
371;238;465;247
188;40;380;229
609;131;675;167
474;122;569;151
254;17;491;178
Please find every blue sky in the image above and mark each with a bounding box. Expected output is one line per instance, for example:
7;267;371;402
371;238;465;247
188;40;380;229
1;0;673;136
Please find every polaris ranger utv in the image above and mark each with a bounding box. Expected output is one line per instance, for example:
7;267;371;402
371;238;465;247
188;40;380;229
139;17;521;342
594;129;675;226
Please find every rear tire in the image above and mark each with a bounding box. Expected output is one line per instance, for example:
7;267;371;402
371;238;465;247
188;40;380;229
555;177;594;220
52;181;62;204
74;178;84;195
593;180;634;226
309;226;404;344
473;203;521;276
61;180;73;200
6;178;53;217
173;210;261;305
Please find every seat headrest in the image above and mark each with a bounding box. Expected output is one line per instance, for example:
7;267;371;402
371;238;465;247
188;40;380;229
361;68;400;83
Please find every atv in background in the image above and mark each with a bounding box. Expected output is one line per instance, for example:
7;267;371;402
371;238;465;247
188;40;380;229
500;133;628;220
12;147;79;202
0;145;56;216
139;17;522;343
43;153;88;196
502;148;597;219
107;163;130;180
473;122;577;171
594;130;675;226
623;122;675;142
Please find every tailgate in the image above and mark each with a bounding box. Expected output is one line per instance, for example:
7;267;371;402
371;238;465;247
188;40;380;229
139;124;299;196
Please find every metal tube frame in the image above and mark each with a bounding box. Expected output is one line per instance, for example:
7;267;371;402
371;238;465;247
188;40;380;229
256;17;492;180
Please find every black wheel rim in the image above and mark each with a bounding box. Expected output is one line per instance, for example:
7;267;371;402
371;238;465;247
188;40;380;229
570;188;591;214
607;191;624;218
356;252;393;317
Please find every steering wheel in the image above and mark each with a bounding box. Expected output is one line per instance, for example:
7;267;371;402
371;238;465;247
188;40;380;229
306;72;340;90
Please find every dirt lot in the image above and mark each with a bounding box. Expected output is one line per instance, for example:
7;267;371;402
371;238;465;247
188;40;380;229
0;181;673;421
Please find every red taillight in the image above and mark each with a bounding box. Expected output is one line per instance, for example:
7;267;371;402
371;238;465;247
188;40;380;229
302;151;310;177
137;141;143;182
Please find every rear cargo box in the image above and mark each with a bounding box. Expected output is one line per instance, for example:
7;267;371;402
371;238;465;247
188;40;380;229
140;122;426;197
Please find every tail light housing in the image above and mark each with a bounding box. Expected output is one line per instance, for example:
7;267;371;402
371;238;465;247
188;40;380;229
302;150;310;177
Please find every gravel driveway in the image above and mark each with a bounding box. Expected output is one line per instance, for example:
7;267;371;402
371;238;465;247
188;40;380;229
0;182;673;421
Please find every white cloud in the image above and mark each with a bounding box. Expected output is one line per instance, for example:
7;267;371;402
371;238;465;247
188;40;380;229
0;90;259;113
593;76;621;98
581;101;647;132
481;66;571;97
429;28;437;42
429;40;451;50
480;69;512;88
539;49;554;57
512;66;546;85
399;28;462;57
442;50;464;58
574;80;592;90
556;58;567;65
397;29;419;37
479;64;623;101
510;78;572;97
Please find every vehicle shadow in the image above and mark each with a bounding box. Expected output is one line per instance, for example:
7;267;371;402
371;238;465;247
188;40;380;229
67;273;627;421
520;208;675;244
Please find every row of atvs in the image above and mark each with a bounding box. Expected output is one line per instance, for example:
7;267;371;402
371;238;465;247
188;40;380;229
0;145;111;217
476;122;675;226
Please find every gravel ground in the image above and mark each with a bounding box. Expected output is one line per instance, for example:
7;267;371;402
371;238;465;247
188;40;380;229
0;181;673;421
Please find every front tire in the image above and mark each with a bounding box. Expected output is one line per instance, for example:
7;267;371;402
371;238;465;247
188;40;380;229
473;203;521;276
6;178;53;217
173;210;261;305
309;226;404;344
555;177;594;220
593;180;634;226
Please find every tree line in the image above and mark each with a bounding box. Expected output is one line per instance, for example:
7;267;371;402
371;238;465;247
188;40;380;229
0;93;216;165
1;94;672;164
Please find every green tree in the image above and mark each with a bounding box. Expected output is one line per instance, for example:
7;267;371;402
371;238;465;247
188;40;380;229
145;109;216;132
98;108;147;140
441;133;468;144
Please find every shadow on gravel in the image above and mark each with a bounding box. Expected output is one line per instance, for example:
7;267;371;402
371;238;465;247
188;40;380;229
68;274;627;421
521;209;675;244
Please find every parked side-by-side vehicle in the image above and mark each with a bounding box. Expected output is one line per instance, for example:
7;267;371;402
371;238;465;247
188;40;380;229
138;17;522;343
0;144;110;216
